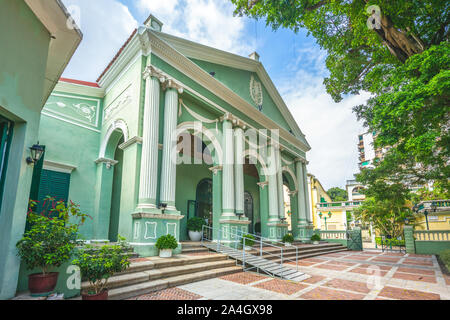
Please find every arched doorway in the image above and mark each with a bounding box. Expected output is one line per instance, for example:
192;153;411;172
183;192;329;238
195;178;213;227
244;191;254;233
109;136;124;242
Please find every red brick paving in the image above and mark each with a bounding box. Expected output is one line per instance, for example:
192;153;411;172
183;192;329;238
350;267;389;277
300;287;365;300
378;286;440;300
315;264;349;271
301;258;326;263
392;272;437;283
397;267;435;275
129;287;203;300
325;261;358;267
323;278;371;294
358;264;392;271
345;255;372;260
403;259;433;266
253;279;309;295
372;257;401;263
220;272;269;285
300;275;326;284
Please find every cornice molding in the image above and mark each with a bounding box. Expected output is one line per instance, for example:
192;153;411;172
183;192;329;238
54;81;105;98
43;160;77;174
95;157;119;169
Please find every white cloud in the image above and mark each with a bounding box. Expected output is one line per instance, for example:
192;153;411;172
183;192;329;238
137;0;251;55
61;0;138;81
278;48;370;190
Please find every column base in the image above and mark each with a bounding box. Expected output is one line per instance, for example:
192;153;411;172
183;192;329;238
218;219;251;248
130;212;184;257
266;222;289;242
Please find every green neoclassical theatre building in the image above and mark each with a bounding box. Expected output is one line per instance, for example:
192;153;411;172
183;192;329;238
35;15;314;254
1;6;314;297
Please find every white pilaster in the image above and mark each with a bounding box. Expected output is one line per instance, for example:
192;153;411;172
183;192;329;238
276;147;284;219
137;67;163;211
234;127;244;215
268;144;279;222
221;115;235;217
295;160;307;224
160;80;183;212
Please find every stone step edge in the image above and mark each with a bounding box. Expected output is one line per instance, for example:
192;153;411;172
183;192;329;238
108;266;242;300
122;253;228;274
81;259;237;290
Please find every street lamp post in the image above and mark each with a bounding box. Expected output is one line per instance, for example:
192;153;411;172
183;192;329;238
319;211;332;231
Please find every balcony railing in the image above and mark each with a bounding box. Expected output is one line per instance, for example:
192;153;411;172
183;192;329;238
317;201;363;209
414;230;450;241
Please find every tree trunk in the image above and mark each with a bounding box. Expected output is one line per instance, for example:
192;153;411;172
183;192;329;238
374;15;424;63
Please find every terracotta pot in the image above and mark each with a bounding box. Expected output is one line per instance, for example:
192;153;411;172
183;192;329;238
82;290;108;300
28;272;59;297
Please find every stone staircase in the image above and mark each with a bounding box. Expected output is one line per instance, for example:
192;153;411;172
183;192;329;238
80;253;241;300
180;241;210;254
246;242;348;264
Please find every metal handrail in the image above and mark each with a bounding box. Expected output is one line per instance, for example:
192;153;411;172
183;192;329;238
201;225;299;275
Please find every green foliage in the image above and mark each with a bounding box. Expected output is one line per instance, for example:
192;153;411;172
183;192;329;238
72;236;131;295
353;197;416;239
311;233;321;242
231;0;449;193
327;187;347;201
410;181;450;203
282;233;294;243
16;197;91;275
440;249;450;271
241;234;255;247
155;234;178;250
187;217;207;232
375;237;405;247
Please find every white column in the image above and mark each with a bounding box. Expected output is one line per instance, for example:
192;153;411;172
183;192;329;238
160;81;182;212
234;126;244;215
137;68;162;211
295;160;307;224
222;116;235;217
268;144;279;222
276;147;285;220
304;165;313;224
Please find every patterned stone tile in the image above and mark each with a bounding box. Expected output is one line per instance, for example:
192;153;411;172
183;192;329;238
219;272;269;285
315;264;348;271
392;272;437;283
300;275;326;284
358;264;392;271
323;278;371;294
407;254;433;258
300;287;365;300
253;279;309;295
345;255;372;260
129;288;203;300
301;258;327;263
372;257;401;263
350;268;389;277
378;286;440;300
397;267;435;275
286;260;317;267
382;252;406;257
325;261;358;267
403;259;433;266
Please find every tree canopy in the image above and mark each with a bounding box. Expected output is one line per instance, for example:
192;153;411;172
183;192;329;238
231;0;449;191
327;187;347;201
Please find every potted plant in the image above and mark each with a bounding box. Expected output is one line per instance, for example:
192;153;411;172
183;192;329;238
187;217;206;241
72;236;131;300
282;233;294;246
155;234;178;258
311;233;321;245
16;197;90;297
241;234;255;250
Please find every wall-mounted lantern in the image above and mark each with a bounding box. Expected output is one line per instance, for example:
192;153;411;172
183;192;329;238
26;142;45;165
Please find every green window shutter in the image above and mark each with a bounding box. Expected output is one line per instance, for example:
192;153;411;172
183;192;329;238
36;169;71;217
0;117;14;210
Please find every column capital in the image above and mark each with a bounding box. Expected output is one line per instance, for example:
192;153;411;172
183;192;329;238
162;78;184;94
295;157;309;165
209;165;223;175
143;65;166;82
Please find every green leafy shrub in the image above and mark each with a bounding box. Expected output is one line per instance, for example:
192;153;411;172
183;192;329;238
439;249;450;271
72;236;131;295
375;237;405;247
311;234;321;242
282;233;294;244
187;217;206;232
155;234;178;250
16;197;91;275
241;234;255;247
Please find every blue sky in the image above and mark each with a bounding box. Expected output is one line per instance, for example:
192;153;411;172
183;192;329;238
61;0;369;191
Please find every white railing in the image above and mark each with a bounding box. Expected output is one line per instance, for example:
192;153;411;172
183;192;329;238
201;225;299;277
414;230;450;241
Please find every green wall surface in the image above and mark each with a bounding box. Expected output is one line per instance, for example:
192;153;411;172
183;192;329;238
0;0;51;299
415;241;450;255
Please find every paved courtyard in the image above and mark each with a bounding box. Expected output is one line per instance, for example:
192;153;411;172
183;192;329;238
129;250;450;300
